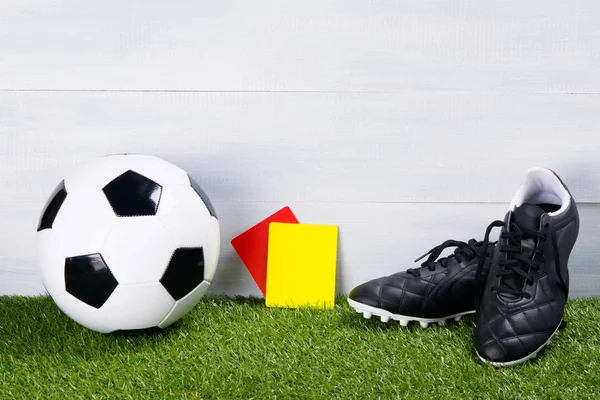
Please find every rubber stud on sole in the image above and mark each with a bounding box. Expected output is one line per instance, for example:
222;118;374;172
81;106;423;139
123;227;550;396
454;315;462;322
420;321;429;328
363;312;372;319
380;315;390;323
399;319;409;327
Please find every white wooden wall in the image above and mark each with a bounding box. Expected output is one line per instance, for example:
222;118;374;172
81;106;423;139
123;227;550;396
1;0;599;297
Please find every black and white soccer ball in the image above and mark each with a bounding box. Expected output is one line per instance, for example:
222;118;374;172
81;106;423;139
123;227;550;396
36;154;220;333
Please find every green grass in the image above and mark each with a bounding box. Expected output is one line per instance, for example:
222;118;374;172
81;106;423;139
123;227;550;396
1;296;599;399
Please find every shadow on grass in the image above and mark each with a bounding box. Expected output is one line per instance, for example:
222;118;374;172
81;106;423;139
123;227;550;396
109;324;182;338
210;295;266;307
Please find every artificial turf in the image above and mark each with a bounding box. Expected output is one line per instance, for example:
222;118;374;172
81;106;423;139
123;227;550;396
0;296;599;399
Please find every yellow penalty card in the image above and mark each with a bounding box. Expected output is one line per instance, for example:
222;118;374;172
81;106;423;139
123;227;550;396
266;223;338;309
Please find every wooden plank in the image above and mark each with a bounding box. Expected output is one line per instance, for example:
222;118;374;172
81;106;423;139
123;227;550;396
1;91;599;205
1;201;598;298
1;0;599;92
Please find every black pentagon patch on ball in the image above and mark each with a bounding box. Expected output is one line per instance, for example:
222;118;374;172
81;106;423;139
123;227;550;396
37;180;68;232
161;248;205;301
188;174;217;218
102;170;162;217
65;253;118;308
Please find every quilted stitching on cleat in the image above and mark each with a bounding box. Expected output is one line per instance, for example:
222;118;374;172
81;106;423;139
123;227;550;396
348;239;495;320
475;168;579;365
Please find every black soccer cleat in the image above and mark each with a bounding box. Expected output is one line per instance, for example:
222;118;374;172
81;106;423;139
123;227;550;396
347;238;495;328
475;168;579;367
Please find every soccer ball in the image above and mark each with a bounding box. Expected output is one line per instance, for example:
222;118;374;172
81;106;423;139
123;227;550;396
36;154;220;333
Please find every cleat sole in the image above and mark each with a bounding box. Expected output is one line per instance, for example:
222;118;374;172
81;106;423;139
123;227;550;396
347;298;475;328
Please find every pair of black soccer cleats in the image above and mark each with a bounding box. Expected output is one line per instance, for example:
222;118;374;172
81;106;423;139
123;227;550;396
348;168;579;367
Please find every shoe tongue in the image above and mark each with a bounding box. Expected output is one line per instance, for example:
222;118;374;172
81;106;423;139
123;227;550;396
499;203;545;301
512;203;545;232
